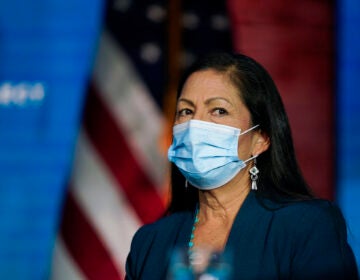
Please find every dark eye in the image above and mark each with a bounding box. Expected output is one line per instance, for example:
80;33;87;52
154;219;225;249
212;108;228;115
177;108;193;117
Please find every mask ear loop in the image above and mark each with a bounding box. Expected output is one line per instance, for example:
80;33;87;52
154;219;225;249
239;124;260;136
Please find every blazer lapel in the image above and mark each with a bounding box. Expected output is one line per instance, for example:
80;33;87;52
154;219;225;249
224;191;273;279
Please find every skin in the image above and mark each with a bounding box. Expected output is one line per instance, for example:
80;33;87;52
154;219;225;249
175;69;270;253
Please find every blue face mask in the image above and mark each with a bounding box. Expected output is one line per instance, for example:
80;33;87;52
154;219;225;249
168;120;259;190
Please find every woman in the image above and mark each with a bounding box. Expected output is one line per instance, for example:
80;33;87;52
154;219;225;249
125;52;358;279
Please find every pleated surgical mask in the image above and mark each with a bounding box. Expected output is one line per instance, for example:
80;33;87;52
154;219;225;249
168;120;259;190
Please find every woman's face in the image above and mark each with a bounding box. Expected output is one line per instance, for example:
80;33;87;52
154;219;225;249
175;69;256;160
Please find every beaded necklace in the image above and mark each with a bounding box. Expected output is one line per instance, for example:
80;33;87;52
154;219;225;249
187;206;231;277
188;205;199;260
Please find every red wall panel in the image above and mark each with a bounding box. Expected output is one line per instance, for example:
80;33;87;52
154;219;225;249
228;0;334;199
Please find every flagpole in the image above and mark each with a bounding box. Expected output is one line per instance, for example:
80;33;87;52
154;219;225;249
163;0;182;140
161;0;182;202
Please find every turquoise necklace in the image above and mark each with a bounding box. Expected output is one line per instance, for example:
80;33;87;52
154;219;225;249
188;205;199;254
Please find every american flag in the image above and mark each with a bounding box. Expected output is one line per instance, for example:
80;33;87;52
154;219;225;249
0;0;351;278
51;0;232;278
50;0;338;277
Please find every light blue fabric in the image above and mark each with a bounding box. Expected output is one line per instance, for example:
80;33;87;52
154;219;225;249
168;120;258;189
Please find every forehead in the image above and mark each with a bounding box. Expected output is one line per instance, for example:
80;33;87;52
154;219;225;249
180;69;242;101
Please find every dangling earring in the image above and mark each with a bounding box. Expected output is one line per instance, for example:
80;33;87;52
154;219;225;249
249;157;259;191
185;180;189;189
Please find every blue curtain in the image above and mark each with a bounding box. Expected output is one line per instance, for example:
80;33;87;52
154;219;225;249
336;0;360;270
0;0;104;278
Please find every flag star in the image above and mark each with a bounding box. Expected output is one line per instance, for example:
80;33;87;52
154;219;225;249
210;14;229;31
113;0;132;12
140;43;161;64
182;12;199;29
147;4;166;23
181;51;196;69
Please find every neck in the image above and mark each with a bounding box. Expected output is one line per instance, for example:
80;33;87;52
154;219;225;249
189;182;250;254
197;177;250;224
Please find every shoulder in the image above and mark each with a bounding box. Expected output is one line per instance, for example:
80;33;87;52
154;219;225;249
131;211;191;246
256;195;349;242
264;196;348;255
260;195;345;228
137;211;191;233
126;211;193;279
259;197;358;279
280;199;346;231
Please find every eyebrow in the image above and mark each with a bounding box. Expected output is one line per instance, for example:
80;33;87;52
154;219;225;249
177;97;231;106
204;97;231;105
177;98;195;107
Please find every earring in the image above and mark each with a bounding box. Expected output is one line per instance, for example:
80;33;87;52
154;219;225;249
249;158;259;191
185;180;188;189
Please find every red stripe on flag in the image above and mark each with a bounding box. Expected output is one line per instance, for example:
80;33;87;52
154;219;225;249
61;191;123;280
84;83;165;224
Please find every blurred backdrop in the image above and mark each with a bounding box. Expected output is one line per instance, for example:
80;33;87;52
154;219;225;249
0;0;359;279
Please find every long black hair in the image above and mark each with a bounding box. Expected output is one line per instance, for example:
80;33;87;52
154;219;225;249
166;52;313;214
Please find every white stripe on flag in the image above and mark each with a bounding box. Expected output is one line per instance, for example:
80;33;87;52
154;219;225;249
71;130;142;274
51;237;86;280
93;31;167;189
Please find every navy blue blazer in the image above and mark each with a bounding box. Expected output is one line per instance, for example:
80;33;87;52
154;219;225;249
125;191;358;279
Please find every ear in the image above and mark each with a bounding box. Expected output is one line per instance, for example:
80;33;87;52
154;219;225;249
251;131;270;156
